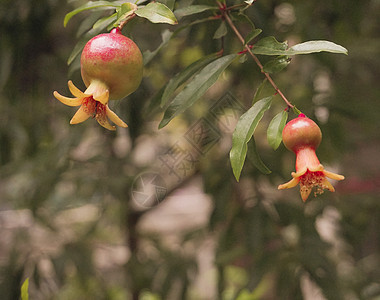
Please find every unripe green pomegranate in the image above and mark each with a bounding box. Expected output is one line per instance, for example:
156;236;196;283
53;28;143;130
278;114;344;202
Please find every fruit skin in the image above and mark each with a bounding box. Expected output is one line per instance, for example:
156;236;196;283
53;29;143;130
81;30;143;100
282;113;322;153
278;113;344;202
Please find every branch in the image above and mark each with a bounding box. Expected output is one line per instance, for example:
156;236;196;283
218;2;294;109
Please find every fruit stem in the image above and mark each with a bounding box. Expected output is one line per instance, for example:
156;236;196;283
117;13;137;31
218;2;294;109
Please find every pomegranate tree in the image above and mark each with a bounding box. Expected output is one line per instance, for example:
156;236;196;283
278;114;344;201
54;28;143;130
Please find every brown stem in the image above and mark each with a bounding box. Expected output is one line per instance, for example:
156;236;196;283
218;2;294;108
117;13;137;31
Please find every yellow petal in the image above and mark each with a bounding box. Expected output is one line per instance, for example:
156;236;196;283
323;169;345;181
106;106;128;128
94;90;109;105
300;186;312;202
291;167;307;178
68;80;87;98
278;177;300;190
96;114;116;131
308;164;324;172
53;91;82;107
70;106;91;124
322;178;335;192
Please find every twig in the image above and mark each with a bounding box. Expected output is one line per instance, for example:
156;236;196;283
218;2;294;108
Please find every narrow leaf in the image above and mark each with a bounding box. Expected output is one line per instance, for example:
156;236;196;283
174;5;217;19
136;2;177;24
244;28;262;45
159;54;237;128
252;79;267;103
288;40;348;55
93;13;117;29
64;1;121;27
161;52;219;107
267;110;288;150
76;11;104;37
247;138;271;174
68;38;89;66
146;84;167;114
21;278;29;300
252;38;348;56
262;56;290;73
143;29;173;65
230;96;273;181
173;16;219;37
213;22;228;39
232;12;255;29
67;15;116;65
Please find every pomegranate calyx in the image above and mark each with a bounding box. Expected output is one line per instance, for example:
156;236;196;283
53;81;127;130
84;79;109;104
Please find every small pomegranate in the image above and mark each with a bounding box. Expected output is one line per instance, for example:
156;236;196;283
54;28;143;130
278;114;344;202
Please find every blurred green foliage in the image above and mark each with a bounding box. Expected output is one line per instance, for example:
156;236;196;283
0;0;379;299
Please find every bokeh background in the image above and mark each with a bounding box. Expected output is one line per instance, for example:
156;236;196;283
0;0;379;299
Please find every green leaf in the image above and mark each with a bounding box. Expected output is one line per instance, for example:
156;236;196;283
174;5;217;19
247;138;271;174
76;11;104;37
232;12;255;29
68;38;90;66
21;278;29;300
213;21;227;39
161;52;220;107
239;54;248;63
159;54;238;129
252;38;348;56
113;2;137;27
244;28;262;45
67;14;116;65
262;56;290;73
135;2;177;25
287;40;348;55
146;84;167;114
230;96;273;181
160;0;175;10
252;79;268;103
64;1;121;27
252;36;288;55
93;13;117;29
267;110;288;150
143;29;173;65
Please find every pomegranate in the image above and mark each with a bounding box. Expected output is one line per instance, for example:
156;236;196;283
54;28;143;130
278;114;344;202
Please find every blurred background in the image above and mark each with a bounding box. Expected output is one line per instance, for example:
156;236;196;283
0;0;379;299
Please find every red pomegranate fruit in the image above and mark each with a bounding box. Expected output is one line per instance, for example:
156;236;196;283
54;28;143;130
278;114;344;202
